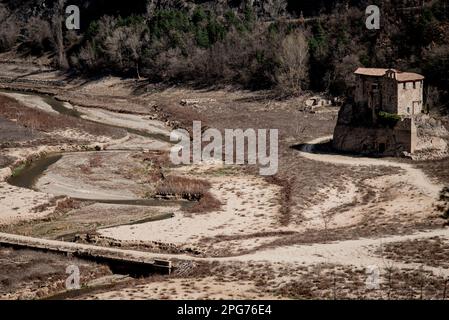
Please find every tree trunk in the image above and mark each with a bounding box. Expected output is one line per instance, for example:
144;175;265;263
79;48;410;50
54;0;69;69
136;61;141;80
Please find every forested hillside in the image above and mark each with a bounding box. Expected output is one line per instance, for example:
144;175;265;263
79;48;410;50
1;0;448;110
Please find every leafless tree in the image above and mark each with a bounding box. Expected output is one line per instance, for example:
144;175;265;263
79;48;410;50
0;5;20;52
275;29;309;96
52;0;69;69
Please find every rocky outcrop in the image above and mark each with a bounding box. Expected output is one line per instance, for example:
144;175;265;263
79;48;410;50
333;103;449;159
414;114;449;160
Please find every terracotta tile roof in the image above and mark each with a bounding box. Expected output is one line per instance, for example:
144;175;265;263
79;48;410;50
354;67;424;82
395;72;425;82
354;68;390;77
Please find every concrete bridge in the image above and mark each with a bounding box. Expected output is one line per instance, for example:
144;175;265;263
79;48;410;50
0;232;173;276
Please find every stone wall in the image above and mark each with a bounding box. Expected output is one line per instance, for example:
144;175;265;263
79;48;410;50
332;104;416;156
380;77;398;114
333;104;449;158
397;81;424;115
355;75;423;117
354;75;375;106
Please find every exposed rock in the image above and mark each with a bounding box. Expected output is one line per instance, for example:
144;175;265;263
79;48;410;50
180;98;216;106
333;103;449;160
304;96;332;108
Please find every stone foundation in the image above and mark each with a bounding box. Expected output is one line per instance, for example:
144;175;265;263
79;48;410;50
332;103;416;156
333;103;448;158
333;118;415;156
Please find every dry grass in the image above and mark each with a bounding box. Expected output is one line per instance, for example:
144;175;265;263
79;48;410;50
185;191;222;213
77;154;104;175
266;175;295;225
416;157;449;185
0;117;40;145
88;155;103;168
0;95;125;139
154;175;222;213
0;154;15;168
275;264;449;300
155;176;211;200
0;247;111;300
377;237;449;269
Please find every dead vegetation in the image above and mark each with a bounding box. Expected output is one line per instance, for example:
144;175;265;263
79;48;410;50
185;192;222;214
275;264;449;300
377;237;449;269
78;260;449;300
0;154;15;169
0;199;168;240
0;60;447;300
416;158;449;185
132;152;223;213
155;176;211;201
0;247;111;300
0;95;125;139
78;155;104;175
155;175;222;213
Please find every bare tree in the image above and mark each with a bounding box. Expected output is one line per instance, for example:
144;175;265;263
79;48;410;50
52;0;69;69
122;25;145;79
275;29;309;96
0;5;20;52
103;19;145;79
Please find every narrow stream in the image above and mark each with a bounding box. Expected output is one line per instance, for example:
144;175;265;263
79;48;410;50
2;89;188;208
6;151;192;208
0;89;172;143
1;89;183;292
7;153;62;188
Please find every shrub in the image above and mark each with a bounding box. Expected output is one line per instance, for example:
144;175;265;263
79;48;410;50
186;191;222;213
377;111;401;127
155;175;211;200
18;17;53;55
154;175;222;213
0;5;19;52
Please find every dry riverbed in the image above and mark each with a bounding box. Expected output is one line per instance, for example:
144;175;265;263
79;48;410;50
1;60;449;299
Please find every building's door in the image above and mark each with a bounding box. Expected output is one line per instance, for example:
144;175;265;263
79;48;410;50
379;143;386;154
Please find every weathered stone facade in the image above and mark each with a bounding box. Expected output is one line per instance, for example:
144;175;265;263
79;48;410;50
333;104;417;156
354;68;424;116
333;68;425;156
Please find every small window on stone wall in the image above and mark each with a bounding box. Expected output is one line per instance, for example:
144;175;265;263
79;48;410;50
407;107;410;114
403;83;406;89
413;82;416;89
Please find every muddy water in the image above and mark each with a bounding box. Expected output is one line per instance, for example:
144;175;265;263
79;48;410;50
7;154;62;189
7;153;192;208
2;89;185;207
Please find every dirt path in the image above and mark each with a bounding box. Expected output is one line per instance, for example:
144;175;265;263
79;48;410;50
2;227;449;275
228;228;449;270
299;136;443;198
